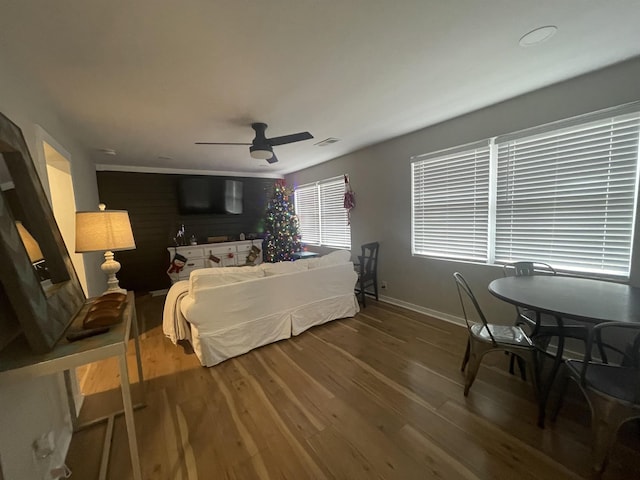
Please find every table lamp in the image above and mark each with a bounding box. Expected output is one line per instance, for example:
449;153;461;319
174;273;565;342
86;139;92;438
76;203;136;295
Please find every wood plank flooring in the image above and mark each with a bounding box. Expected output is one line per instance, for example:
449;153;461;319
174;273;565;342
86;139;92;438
66;294;640;479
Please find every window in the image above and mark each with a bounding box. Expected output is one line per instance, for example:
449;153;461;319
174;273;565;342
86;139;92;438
295;176;351;249
294;184;320;245
412;141;491;262
411;105;640;278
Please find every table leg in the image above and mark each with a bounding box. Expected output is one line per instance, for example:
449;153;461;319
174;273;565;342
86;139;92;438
63;370;79;432
98;415;115;480
130;306;146;402
537;315;565;428
118;352;142;480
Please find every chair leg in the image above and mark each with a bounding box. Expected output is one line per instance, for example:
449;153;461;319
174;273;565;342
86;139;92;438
461;339;470;372
549;371;569;422
526;350;540;401
464;352;482;396
587;393;629;475
516;355;527;381
463;340;492;396
595;329;608;364
373;276;379;301
508;353;527;381
357;279;366;308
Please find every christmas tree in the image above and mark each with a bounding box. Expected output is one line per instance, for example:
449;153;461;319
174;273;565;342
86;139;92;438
263;180;301;262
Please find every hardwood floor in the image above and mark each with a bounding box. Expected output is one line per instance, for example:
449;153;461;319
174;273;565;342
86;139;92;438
66;294;640;479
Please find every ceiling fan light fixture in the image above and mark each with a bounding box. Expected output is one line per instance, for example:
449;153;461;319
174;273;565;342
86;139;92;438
250;145;273;160
519;25;558;47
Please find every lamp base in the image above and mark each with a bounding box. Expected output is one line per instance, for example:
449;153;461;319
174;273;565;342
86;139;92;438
101;251;127;295
102;286;127;296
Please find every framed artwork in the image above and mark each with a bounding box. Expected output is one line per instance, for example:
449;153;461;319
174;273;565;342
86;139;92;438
0;112;85;353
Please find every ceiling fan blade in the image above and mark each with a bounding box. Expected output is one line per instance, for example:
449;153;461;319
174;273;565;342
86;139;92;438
194;142;252;145
268;131;313;146
266;152;279;164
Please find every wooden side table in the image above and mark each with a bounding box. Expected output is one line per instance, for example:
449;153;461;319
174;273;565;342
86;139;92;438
0;291;144;480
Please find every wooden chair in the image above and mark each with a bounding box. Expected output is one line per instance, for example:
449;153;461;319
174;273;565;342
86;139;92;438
550;322;640;475
454;272;538;396
354;242;379;308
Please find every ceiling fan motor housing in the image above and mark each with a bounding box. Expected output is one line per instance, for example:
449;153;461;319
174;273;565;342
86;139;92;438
249;123;274;159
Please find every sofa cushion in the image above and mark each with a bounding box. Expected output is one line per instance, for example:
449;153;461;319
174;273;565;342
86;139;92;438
261;260;309;276
295;257;320;269
190;266;264;291
315;249;351;268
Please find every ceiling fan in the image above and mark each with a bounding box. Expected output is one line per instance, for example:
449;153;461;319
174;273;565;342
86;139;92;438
195;122;313;164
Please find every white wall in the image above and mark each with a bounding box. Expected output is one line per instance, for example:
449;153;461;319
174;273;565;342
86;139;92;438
0;57;103;478
287;56;640;325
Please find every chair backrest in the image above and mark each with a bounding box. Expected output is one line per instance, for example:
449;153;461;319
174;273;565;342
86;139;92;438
359;242;379;278
582;322;640;403
453;272;496;345
503;261;556;277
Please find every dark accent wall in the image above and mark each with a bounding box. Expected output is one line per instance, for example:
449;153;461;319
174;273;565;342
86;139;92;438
97;171;277;292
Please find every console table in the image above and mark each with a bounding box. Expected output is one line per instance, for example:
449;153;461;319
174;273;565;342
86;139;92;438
0;291;144;480
168;239;264;281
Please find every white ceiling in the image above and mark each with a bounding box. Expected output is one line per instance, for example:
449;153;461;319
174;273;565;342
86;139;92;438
1;1;640;176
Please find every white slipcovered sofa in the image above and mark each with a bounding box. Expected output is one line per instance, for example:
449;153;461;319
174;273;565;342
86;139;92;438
163;250;359;366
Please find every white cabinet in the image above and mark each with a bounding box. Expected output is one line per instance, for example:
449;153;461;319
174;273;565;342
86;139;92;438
168;240;263;281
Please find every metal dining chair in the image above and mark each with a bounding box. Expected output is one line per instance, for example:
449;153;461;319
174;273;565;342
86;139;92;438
454;272;538;396
503;261;561;335
502;261;602;375
550;322;640;475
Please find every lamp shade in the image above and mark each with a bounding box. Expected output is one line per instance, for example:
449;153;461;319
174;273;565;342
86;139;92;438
15;221;44;262
75;205;136;253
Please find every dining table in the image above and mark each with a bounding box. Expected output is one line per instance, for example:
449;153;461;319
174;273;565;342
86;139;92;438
488;275;640;427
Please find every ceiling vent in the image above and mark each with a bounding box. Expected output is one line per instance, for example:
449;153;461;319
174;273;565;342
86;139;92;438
314;138;340;147
97;148;117;156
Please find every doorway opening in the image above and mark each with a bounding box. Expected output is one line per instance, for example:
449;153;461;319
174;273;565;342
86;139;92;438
43;141;88;296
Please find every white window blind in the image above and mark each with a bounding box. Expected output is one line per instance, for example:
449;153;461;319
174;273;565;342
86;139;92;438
294;184;320;245
494;112;640;276
319;178;351;249
295;176;351;249
412;141;491;262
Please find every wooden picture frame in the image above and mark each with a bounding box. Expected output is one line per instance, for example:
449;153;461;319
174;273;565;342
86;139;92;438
0;112;85;353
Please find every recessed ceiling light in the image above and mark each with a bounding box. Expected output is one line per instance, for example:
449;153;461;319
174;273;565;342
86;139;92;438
98;148;117;156
519;25;558;47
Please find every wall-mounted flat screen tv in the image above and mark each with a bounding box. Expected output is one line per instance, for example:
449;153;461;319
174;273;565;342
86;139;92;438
177;177;243;214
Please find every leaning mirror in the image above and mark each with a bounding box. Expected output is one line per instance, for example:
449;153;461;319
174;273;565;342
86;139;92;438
0;112;85;353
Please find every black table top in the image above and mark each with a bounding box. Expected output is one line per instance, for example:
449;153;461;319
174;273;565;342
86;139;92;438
488;276;640;324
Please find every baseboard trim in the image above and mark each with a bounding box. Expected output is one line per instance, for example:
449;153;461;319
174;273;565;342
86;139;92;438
377;294;585;358
377;294;466;328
